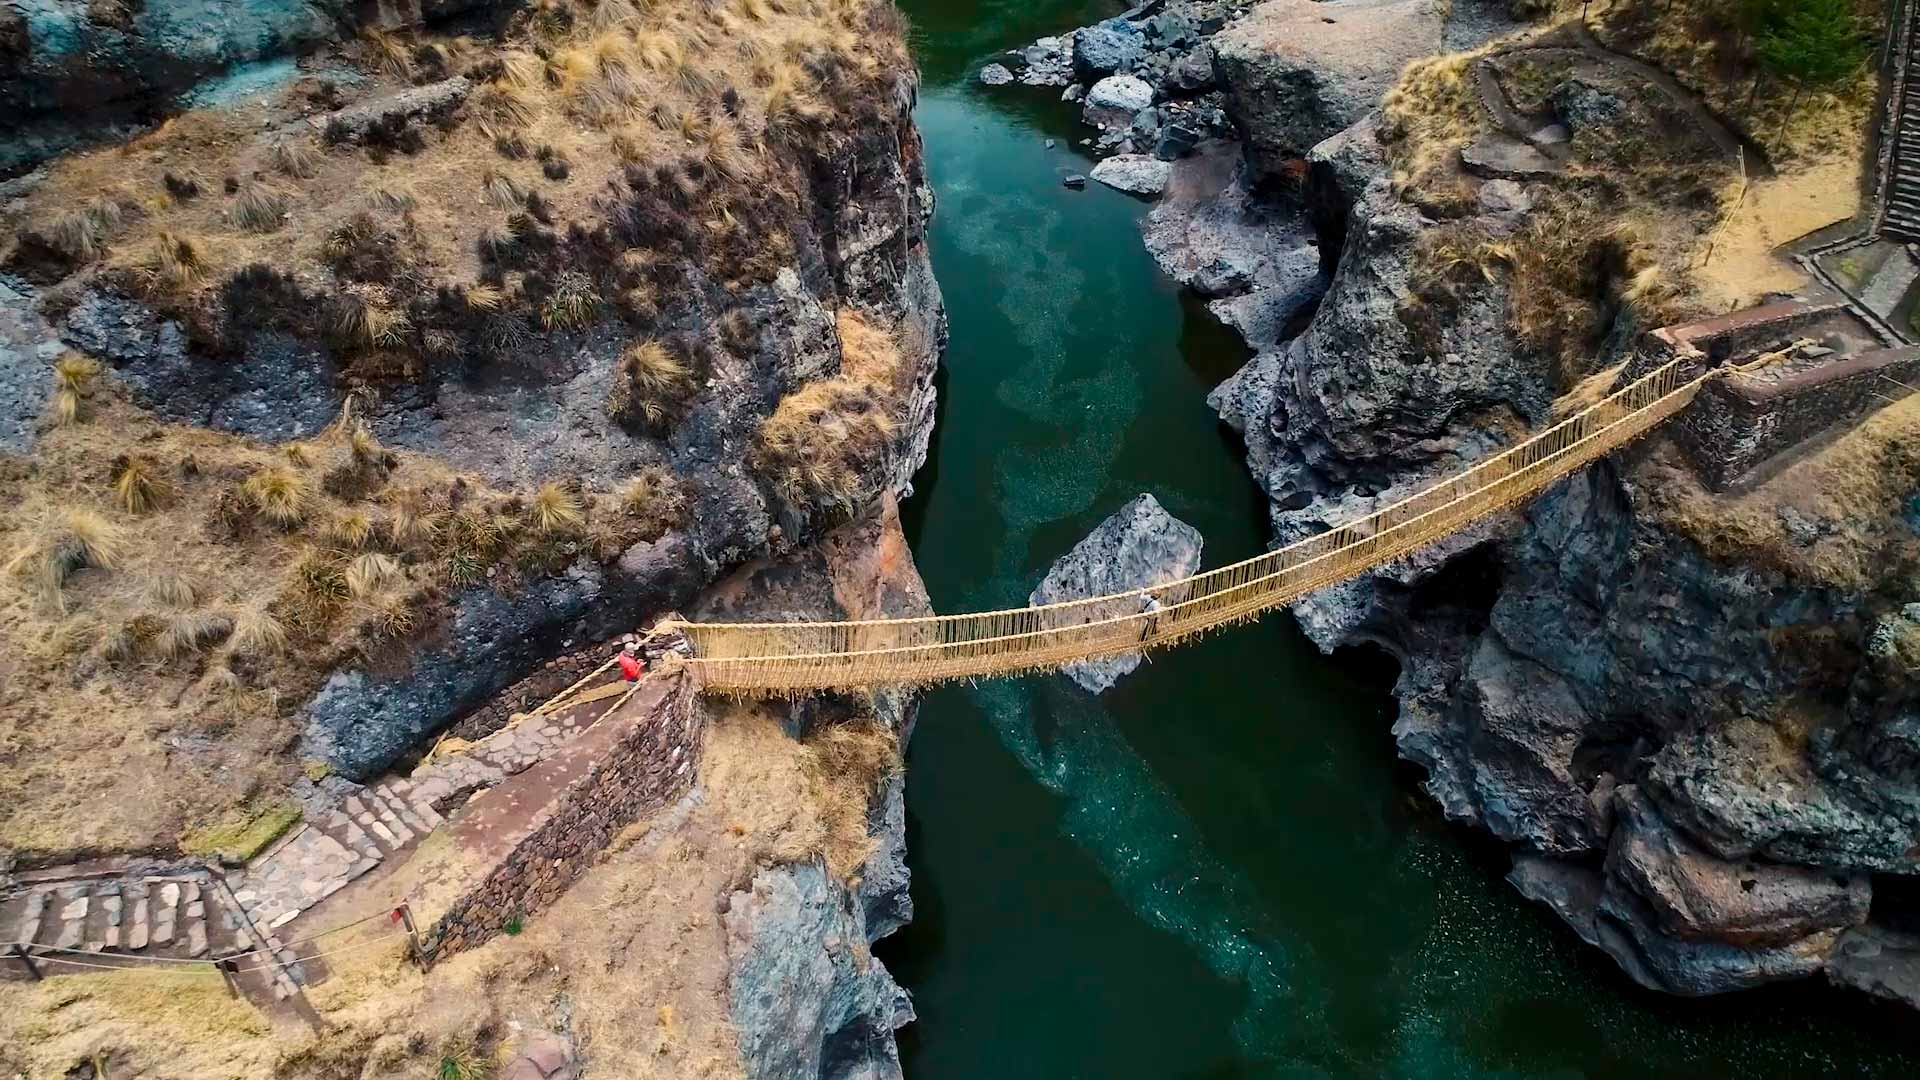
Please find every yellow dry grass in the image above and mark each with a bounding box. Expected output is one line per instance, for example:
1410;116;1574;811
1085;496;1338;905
0;969;276;1079
756;310;909;512
0;0;914;378
0;379;679;855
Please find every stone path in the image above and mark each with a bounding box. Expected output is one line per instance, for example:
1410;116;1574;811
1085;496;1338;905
0;867;304;998
1;663;637;1005
221;674;633;943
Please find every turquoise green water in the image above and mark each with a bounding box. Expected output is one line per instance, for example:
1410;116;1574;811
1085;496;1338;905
879;2;1920;1075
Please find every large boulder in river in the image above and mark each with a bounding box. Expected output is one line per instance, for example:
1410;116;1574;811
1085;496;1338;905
1084;73;1155;126
1213;0;1447;182
1073;19;1147;81
1091;154;1174;196
1030;494;1204;694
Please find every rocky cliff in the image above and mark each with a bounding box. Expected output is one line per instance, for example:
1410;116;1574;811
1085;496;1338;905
996;0;1920;1009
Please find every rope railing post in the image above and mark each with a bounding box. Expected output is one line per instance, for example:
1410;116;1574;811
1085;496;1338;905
214;954;242;998
394;904;428;971
10;943;42;981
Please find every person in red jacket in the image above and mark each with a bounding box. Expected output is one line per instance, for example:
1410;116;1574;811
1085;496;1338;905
618;646;645;682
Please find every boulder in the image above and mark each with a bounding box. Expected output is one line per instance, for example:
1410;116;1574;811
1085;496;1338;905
1072;19;1147;82
1091;154;1174;196
1029;494;1204;694
1213;0;1447;182
1829;923;1920;1010
1084;74;1155;121
726;861;913;1080
978;63;1015;86
1605;785;1870;949
1590;786;1869;995
1550;79;1627;133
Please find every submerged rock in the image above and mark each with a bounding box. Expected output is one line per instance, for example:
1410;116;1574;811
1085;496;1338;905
1029;494;1204;694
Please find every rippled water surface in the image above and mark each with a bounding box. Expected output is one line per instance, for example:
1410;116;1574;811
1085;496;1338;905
878;2;1920;1074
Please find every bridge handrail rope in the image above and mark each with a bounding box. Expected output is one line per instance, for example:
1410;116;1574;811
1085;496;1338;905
665;357;1715;691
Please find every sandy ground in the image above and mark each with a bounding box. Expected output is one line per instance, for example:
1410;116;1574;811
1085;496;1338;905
1693;151;1866;312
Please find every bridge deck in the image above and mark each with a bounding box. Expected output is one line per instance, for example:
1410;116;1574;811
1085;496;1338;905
665;357;1712;693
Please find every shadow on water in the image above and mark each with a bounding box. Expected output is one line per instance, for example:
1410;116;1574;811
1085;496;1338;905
879;2;1920;1076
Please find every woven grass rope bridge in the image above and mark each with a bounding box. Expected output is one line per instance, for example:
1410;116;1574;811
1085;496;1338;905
662;357;1724;694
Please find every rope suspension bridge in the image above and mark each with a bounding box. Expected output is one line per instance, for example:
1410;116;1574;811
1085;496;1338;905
661;355;1724;693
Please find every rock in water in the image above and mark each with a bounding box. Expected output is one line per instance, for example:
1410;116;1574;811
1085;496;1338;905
1090;154;1174;197
978;63;1015;86
1029;494;1203;694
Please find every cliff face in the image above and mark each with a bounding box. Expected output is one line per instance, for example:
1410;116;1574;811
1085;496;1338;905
0;0;942;858
1222;52;1920;1009
1012;0;1920;1007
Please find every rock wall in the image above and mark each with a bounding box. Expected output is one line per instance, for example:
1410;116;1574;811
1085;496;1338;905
424;667;703;959
693;498;930;1080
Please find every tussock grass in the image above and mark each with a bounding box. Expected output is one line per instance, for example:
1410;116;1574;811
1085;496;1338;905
231;608;289;658
114;454;173;514
47;196;131;261
6;509;125;610
49;352;101;426
540;271;601;331
608;339;694;426
146;572;199;609
244;466;312;528
144;230;210;290
268;135;323;179
231;180;291;232
529;482;585;536
756;310;906;513
346;552;403;597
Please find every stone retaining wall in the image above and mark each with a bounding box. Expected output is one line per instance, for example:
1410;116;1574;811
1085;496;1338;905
422;668;704;960
1675;345;1920;490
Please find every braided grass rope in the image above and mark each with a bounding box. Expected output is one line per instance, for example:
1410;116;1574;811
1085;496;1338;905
664;358;1714;694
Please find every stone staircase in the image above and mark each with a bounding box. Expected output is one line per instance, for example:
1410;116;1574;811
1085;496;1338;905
1886;1;1920;238
225;779;444;934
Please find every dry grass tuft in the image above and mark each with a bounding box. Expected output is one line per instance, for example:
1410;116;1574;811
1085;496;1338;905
7;509;125;610
231;180;291;233
231;607;289;658
146;572;199;609
756;311;905;512
151;610;235;662
268;135;323;179
113;454;174;514
47;196;130;261
326;509;376;550
145;230;210;289
49;352;102;426
481;169;530;211
540;271;601;331
608;339;694;426
345;552;403;597
529;482;585;536
244;467;312;528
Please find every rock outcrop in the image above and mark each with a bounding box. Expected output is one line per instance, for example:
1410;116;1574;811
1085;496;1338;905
0;0;509;175
1038;0;1920;1010
1212;0;1447;182
1029;493;1204;694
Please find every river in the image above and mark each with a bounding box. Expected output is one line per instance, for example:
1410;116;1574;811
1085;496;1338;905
875;0;1920;1075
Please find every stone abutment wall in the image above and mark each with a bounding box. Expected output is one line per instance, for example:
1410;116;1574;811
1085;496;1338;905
423;669;705;960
